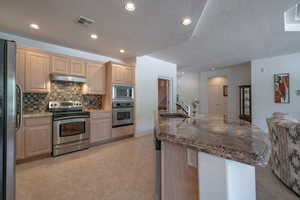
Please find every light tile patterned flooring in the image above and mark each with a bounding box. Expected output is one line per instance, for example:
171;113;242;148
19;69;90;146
16;135;298;200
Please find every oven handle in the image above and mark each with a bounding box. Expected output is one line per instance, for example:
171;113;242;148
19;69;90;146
54;116;90;121
112;108;134;112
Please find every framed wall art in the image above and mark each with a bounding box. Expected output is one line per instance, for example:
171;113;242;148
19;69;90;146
274;73;290;104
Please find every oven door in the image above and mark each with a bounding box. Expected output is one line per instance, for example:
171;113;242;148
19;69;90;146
53;117;90;145
112;85;134;100
112;108;134;127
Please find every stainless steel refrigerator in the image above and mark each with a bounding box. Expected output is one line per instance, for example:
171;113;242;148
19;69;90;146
0;39;18;200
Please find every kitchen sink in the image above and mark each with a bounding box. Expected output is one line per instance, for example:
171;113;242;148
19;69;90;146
159;113;188;118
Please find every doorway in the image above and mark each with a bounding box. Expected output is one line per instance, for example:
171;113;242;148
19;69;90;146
158;79;170;112
208;77;228;116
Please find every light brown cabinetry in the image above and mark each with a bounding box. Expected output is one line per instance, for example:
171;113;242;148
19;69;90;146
16;47;26;90
112;64;134;85
25;50;50;93
90;111;112;144
16;128;25;160
70;58;86;77
112;125;134;138
51;54;69;74
86;62;106;94
16;116;52;161
51;55;86;77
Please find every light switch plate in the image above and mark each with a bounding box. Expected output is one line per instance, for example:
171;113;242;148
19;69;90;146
187;148;198;168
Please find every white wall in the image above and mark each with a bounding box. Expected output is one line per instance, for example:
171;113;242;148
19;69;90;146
0;31;122;63
177;71;201;110
252;53;300;131
135;56;177;135
199;63;251;120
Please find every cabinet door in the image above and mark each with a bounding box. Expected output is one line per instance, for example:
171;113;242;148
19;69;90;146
24;125;52;157
112;66;123;84
51;55;69;74
25;51;50;93
86;63;106;94
90;118;112;143
70;58;86;77
112;66;134;85
16;129;25;160
16;48;26;90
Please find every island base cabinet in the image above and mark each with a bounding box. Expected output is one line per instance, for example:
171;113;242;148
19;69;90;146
161;141;199;200
198;152;256;200
112;125;134;138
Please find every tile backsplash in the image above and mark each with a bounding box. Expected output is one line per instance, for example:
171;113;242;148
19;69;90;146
23;81;102;113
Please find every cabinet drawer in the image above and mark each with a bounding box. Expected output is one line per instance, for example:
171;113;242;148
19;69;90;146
24;117;52;127
112;125;134;138
90;111;111;119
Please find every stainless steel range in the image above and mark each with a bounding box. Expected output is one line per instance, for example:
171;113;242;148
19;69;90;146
49;101;90;156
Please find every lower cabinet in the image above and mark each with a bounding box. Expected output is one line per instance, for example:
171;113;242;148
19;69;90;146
16;116;52;161
90;111;112;144
112;125;134;138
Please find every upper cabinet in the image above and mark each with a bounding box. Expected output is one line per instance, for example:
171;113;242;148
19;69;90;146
112;64;135;86
51;55;86;77
51;54;69;75
16;47;26;90
70;58;86;77
25;50;50;93
86;62;106;94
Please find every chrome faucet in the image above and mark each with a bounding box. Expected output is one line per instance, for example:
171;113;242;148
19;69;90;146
176;101;191;117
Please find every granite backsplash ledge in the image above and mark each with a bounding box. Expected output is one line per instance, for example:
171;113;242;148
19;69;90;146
23;81;102;113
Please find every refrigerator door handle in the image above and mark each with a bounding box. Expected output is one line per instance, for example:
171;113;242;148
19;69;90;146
16;84;22;131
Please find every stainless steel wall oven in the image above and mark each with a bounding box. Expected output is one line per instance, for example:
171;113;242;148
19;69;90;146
112;101;134;127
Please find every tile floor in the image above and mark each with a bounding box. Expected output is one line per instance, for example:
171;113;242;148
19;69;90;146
16;135;298;200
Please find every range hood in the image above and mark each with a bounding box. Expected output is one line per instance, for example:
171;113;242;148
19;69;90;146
50;73;87;83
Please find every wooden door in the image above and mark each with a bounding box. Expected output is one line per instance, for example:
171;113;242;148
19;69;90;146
51;54;69;74
90;118;112;143
24;125;52;157
25;51;50;93
16;48;26;90
16;129;25;160
86;62;106;94
70;58;86;77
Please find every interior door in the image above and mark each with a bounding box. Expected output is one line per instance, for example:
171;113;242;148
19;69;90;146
208;85;227;115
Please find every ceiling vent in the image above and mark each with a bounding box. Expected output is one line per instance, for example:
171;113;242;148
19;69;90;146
77;16;95;26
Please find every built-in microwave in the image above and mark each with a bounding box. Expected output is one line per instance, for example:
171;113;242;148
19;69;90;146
112;84;134;101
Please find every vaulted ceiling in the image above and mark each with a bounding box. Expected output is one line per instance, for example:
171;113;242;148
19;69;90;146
0;0;207;59
0;0;299;71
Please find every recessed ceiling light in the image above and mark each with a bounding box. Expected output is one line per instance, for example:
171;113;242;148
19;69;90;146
125;2;136;12
29;23;40;30
90;34;98;39
182;18;192;26
211;67;216;71
120;49;125;53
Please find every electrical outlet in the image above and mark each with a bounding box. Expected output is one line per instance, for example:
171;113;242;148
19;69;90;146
187;148;198;168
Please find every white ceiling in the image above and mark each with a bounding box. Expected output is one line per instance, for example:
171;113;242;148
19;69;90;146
151;0;300;71
0;0;207;59
0;0;299;70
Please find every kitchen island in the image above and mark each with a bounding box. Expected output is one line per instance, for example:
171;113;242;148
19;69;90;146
155;114;271;200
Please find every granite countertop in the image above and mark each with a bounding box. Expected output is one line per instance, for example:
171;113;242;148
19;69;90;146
23;112;53;118
156;114;271;167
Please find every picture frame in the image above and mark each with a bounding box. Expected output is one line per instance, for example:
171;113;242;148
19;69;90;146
274;73;290;104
